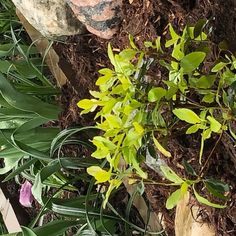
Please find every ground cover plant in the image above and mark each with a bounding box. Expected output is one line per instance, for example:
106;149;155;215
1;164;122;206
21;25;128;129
1;0;236;235
78;21;234;211
51;0;236;234
0;1;152;235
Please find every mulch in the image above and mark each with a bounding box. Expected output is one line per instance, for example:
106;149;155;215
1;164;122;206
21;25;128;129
53;0;236;235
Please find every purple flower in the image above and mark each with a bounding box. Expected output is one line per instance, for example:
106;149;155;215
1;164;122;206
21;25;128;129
19;180;33;207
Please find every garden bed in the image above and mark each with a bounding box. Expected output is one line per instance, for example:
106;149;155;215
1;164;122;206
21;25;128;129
52;0;236;235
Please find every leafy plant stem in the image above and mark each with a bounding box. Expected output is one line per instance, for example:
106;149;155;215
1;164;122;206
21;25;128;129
199;131;223;177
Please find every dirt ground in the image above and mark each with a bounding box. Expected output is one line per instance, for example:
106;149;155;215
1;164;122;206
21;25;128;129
53;0;236;235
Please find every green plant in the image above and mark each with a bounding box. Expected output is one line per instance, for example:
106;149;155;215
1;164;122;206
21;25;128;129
2;127;164;236
157;164;229;209
78;20;234;209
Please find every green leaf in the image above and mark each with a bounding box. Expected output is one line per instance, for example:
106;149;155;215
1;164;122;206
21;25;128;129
180;52;206;73
108;43;116;67
164;81;178;100
191;75;216;89
160;165;183;184
173;108;202;124
202;128;212;139
21;226;37;236
165;24;180;47
207;116;221;133
166;189;181;209
204;179;229;200
0;156;20;174
193;185;226;208
128;34;138;50
193;19;207;39
182;159;197;176
172;44;184;60
211;62;227;72
148;87;166;102
119;49;137;61
202;93;215;103
87;166;111;184
3;158;37;182
32;172;43;205
144;41;155;48
77;99;97;110
0;73;60;120
186;124;200;134
33;220;79;236
153;135;171;158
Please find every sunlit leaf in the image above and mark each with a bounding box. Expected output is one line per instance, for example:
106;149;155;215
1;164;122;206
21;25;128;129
172;43;184;60
108;43;116;67
211;62;227;72
153;135;171;157
202;93;215;103
173;108;202;124
180;52;206;73
148;87;166;102
186;124;200;134
207;116;221;133
166;189;181;209
87;166;111;184
160;165;183;184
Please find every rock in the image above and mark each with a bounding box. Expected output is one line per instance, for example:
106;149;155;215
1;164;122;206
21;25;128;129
175;192;216;236
67;0;123;39
11;0;85;38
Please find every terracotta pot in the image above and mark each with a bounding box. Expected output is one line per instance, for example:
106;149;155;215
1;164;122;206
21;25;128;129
67;0;123;39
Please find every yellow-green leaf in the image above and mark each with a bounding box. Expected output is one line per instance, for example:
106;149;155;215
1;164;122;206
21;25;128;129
153;135;171;157
207;116;221;133
148;87;166;102
133;122;144;135
186;124;200;134
172;43;184;60
180;52;206;73
87;166;111;184
91;148;109;159
105;114;122;128
160;165;183;184
211;62;227;72
103;179;122;208
77;99;96;110
173;108;201;124
193;185;226;208
166;189;181;209
108;43;116;67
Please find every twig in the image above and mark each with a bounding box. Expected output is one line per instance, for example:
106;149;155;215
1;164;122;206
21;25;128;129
199;132;223;177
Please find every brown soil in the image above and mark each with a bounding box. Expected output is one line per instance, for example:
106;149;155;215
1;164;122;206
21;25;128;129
53;0;236;235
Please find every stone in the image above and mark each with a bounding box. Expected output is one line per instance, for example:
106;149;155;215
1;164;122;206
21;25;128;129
175;192;216;236
11;0;85;38
67;0;123;39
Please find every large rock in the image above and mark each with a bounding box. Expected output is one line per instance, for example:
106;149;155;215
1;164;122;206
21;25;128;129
11;0;85;37
68;0;123;39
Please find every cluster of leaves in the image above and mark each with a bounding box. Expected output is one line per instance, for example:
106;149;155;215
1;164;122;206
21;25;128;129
78;20;234;210
0;6;152;235
0;13;61;182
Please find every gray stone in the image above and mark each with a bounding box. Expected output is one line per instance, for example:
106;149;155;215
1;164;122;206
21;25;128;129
11;0;85;38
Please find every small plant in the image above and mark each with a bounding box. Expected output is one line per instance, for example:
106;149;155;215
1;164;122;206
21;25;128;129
78;20;234;209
